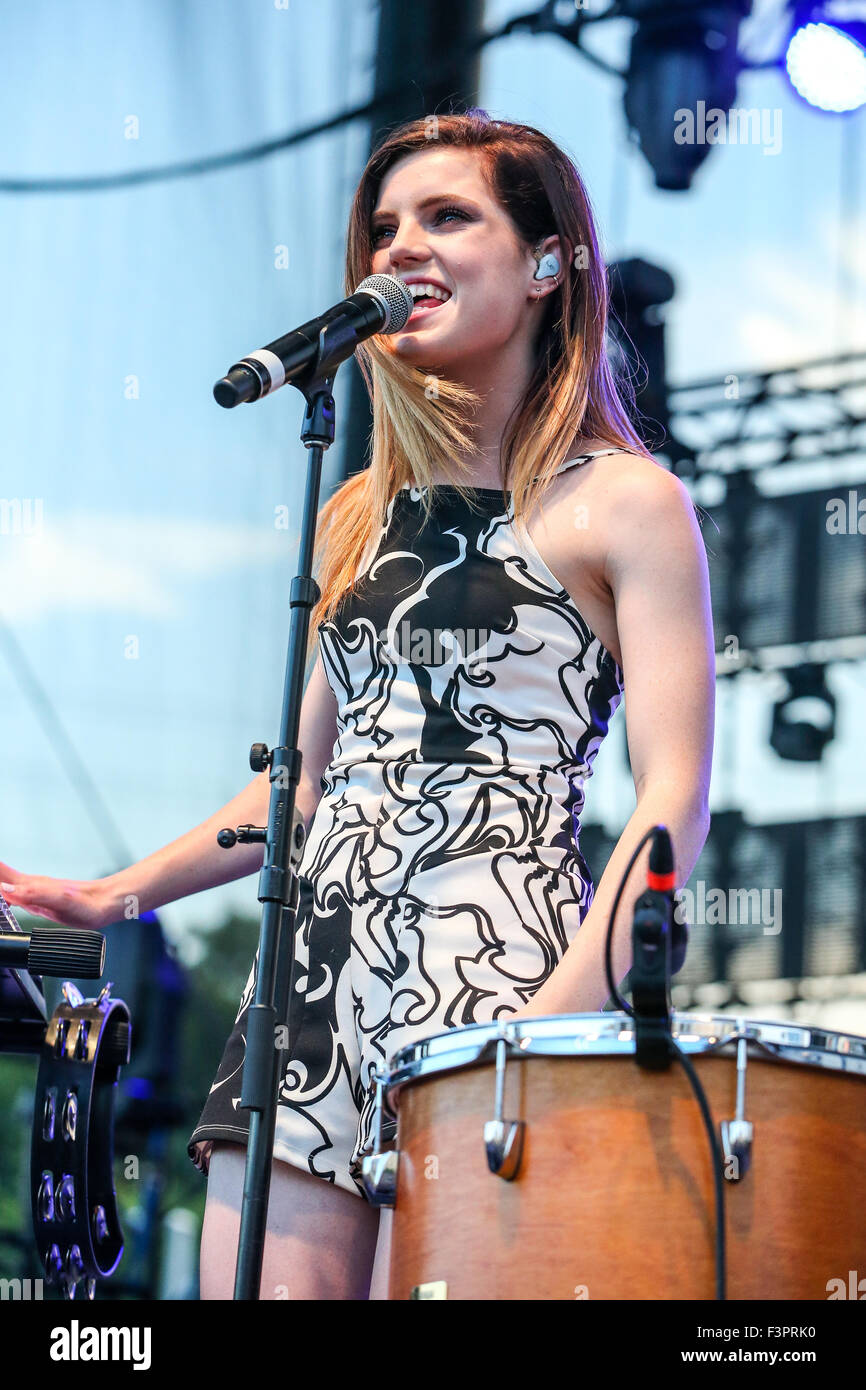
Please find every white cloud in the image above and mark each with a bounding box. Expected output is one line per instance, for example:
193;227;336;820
0;510;296;621
672;201;866;380
819;207;866;299
726;242;863;368
739;239;865;364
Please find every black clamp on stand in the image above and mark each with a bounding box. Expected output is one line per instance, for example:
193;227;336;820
216;316;357;1301
631;827;686;1071
631;893;674;1070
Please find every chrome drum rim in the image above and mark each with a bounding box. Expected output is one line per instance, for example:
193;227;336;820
382;1011;866;1105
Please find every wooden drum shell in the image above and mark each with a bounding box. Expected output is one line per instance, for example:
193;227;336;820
386;1051;866;1300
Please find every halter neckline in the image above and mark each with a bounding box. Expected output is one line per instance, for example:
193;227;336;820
399;448;627;496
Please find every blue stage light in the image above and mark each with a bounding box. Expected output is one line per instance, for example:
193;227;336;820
785;19;866;111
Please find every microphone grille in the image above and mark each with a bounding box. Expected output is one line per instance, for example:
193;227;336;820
354;274;414;333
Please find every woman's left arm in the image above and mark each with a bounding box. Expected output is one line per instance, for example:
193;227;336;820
515;459;716;1017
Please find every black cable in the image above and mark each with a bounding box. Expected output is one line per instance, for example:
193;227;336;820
0;92;383;195
603;823;656;1013
603;822;726;1298
668;1038;727;1301
0;4;791;196
0;24;497;196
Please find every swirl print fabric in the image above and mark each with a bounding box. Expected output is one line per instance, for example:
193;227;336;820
188;449;627;1198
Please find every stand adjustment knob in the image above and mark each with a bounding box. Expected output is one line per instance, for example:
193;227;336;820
217;825;268;849
249;743;271;772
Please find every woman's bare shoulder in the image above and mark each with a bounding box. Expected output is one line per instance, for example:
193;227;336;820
577;447;690;509
550;448;701;577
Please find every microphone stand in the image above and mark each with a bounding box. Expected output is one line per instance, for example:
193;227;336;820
217;321;354;1301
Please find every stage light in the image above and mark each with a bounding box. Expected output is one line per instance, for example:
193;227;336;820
785;17;866;111
621;0;754;190
769;664;837;762
785;0;866;111
607;258;676;445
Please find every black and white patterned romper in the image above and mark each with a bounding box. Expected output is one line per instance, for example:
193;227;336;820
188;448;627;1198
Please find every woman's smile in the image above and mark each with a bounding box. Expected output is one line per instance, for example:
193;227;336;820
406;294;452;324
398;277;455;326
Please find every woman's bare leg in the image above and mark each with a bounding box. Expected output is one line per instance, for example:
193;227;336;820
199;1141;381;1300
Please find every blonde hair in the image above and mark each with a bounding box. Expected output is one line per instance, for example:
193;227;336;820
308;110;653;653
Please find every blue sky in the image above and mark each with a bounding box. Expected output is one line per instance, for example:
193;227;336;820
1;0;864;961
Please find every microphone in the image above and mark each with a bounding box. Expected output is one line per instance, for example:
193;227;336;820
213;274;414;408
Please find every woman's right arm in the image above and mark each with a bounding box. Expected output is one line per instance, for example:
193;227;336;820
0;648;339;930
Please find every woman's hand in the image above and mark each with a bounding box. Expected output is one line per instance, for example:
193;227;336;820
0;860;115;931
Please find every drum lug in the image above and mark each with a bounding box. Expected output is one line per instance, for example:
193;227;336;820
361;1150;399;1207
721;1033;753;1181
483;1119;525;1179
484;1033;525;1180
360;1065;399;1207
720;1119;754;1181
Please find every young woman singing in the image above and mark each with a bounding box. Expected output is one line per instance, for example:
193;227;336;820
0;110;714;1300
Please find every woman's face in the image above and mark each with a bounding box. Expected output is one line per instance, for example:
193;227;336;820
369;147;556;379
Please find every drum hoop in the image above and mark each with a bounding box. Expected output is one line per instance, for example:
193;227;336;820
381;1010;866;1107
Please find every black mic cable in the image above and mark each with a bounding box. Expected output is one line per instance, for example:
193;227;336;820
602;823;726;1299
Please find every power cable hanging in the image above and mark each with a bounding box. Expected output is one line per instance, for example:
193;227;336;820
0;93;384;195
0;40;497;196
0;6;634;198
